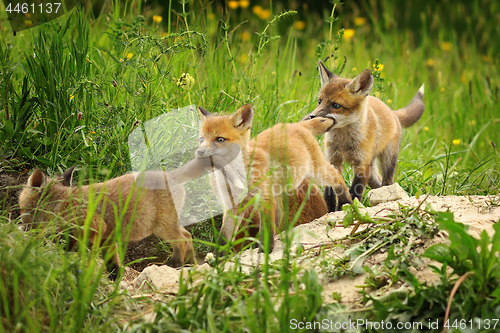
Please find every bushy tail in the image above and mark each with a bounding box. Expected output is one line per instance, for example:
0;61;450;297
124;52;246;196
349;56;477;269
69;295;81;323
394;84;425;128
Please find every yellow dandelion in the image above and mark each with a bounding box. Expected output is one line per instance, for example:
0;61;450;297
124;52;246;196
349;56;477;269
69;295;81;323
387;99;392;104
373;63;384;71
153;15;163;24
69;95;74;100
252;5;263;15
452;139;461;145
343;29;355;40
424;126;429;131
441;42;452;51
293;21;306;30
119;58;124;62
126;53;133;60
25;20;32;27
241;30;251;42
259;9;271;20
352;67;357;72
354;17;367;26
228;0;239;9
440;87;445;92
91;131;96;134
426;58;434;67
239;0;250;8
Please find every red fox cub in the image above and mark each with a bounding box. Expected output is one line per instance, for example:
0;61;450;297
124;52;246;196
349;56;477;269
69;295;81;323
196;104;352;253
19;159;207;280
303;61;425;210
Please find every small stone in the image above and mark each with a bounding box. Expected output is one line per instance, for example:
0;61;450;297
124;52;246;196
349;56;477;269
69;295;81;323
134;264;180;292
366;183;409;206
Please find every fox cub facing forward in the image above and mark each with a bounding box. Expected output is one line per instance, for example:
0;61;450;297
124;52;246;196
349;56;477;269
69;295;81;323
19;160;207;280
304;61;425;210
196;104;352;253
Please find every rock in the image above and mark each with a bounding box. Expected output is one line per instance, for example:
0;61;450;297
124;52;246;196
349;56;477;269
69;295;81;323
134;265;181;292
366;183;409;206
196;262;212;273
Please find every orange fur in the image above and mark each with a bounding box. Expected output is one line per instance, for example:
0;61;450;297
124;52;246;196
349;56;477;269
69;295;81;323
18;159;207;279
196;104;351;253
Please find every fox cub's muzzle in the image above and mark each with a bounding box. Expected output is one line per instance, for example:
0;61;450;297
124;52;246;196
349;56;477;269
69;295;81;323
195;147;212;158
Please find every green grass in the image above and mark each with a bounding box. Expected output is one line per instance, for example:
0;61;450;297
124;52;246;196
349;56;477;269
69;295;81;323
1;0;499;332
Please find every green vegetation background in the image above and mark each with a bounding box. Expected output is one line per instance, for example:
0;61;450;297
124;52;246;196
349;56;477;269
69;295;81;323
0;0;499;332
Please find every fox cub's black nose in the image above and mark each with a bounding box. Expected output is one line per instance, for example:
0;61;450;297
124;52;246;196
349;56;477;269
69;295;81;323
302;114;316;121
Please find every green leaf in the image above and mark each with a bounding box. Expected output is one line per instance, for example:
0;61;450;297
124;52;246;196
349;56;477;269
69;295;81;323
423;243;455;264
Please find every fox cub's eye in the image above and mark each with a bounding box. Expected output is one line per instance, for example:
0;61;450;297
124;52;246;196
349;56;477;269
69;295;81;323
332;102;341;109
317;99;322;105
216;137;226;143
199;137;204;143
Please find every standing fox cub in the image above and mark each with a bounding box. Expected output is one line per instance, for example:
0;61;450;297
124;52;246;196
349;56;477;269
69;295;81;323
19;159;207;280
196;104;351;253
304;61;425;210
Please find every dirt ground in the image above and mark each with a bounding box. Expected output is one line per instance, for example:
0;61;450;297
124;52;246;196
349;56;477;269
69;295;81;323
120;194;500;308
3;170;498;307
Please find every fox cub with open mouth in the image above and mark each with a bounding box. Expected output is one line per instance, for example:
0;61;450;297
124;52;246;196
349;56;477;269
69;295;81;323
304;61;425;210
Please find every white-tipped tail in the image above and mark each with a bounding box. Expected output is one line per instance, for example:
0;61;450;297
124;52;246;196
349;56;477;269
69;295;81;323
418;83;425;96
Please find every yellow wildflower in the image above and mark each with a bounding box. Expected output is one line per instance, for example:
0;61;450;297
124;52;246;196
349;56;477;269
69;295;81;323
69;95;74;100
126;53;133;60
441;42;452;51
352;67;357;72
373;63;384;71
239;0;250;8
228;1;239;9
252;5;263;15
426;58;434;67
153;15;163;24
440;87;445;92
424;126;429;131
239;53;249;64
177;73;195;91
452;139;461;146
387;99;392;104
343;29;354;40
354;17;366;26
240;30;251;42
259;9;271;20
293;21;306;30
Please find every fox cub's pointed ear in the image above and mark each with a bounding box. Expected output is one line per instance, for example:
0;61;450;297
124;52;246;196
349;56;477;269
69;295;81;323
28;169;46;188
318;61;337;87
61;166;75;186
230;104;254;130
346;69;373;97
198;106;212;122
